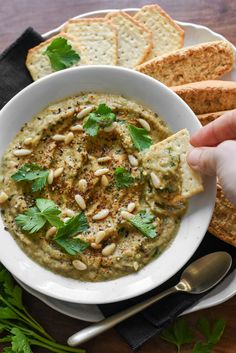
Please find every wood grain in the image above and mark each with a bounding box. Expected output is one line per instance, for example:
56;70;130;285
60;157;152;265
0;1;235;352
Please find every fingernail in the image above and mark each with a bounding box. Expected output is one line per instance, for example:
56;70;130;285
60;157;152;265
188;148;202;166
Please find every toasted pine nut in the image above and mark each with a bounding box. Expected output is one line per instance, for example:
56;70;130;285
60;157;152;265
47;170;54;185
138;118;151;131
102;243;116;256
23;137;33;145
70;124;83;132
133;261;139;271
128;155;138;167
127;202;136;213
150;172;161;189
95;230;106;244
121;210;132;220
72;260;87;271
13;149;32;157
53;167;64;178
101;175;109;187
94;168;109;177
77;106;94;119
65;132;74;145
92;209;110;221
0;191;8;204
75;194;86;210
52;134;65;142
91;242;102;249
64;209;75;217
97;156;111;163
46;226;57;238
78;179;88;193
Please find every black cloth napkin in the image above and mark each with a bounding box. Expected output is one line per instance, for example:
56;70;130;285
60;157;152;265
1;28;235;351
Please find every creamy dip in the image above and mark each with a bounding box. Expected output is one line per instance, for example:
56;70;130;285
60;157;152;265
0;93;187;281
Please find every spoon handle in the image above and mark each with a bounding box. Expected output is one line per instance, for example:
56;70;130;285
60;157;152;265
67;286;177;347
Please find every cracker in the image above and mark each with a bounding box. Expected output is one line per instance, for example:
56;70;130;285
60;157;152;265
26;33;85;81
134;4;184;59
105;11;153;68
197;110;233;126
142;129;204;198
62;18;117;65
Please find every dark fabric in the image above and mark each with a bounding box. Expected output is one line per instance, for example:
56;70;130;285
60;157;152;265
1;28;235;351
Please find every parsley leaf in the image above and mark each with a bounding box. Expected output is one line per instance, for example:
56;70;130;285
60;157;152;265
128;210;157;238
43;37;80;71
36;199;64;228
197;317;226;346
11;164;49;192
193;342;212;353
54;213;89;255
11;328;33;353
128;124;153;151
161;319;194;353
83;103;116;136
114;167;134;188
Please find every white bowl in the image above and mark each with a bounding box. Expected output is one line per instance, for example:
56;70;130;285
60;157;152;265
0;66;215;304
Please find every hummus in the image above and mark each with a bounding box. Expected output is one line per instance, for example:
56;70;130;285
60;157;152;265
0;93;187;281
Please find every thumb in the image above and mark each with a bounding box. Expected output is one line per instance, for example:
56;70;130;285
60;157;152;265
187;147;217;176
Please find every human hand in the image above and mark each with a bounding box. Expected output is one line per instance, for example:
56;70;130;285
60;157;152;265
187;110;236;204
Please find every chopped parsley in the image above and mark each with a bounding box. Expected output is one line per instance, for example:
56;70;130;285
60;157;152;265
128;124;153;151
83;103;116;136
128;210;157;238
43;37;80;71
11;164;49;192
114;167;134;189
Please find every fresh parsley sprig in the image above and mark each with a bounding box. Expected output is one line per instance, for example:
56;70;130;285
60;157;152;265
83;103;116;136
11;164;49;192
128;124;153;151
114;167;134;189
43;37;80;71
128;210;157;238
161;319;194;353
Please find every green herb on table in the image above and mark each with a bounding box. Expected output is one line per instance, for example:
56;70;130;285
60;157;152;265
15;198;64;233
54;213;89;255
83;103;116;136
43;37;80;71
114;167;134;189
0;264;85;353
128;124;153;151
161;319;194;353
128;210;157;238
11;164;49;192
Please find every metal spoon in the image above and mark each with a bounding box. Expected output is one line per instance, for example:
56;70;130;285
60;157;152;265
68;251;232;347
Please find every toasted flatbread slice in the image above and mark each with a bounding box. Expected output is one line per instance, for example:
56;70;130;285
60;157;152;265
172;80;236;114
62;18;117;65
142;129;203;198
105;11;153;68
197;110;233;126
136;41;234;87
134;4;184;59
26;33;85;81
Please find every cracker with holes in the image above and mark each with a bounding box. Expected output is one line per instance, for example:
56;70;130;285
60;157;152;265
62;18;117;65
105;11;153;68
141;129;203;198
134;4;184;59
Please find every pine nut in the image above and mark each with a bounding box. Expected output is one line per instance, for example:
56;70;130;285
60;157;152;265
0;191;8;204
97;156;111;163
92;209;110;221
13;149;32;157
78;179;88;193
72;260;87;271
65;132;74;145
70;124;83;132
133;261;139;271
121;210;132;220
95;230;106;244
101;175;109;187
102;243;116;256
63;209;75;217
94;168;109;177
46;226;57;237
52;134;65;142
91;242;102;249
138;118;151;131
53;167;64;178
75;194;86;210
77;106;94;119
63;217;71;222
150;172;161;189
47;170;54;185
23;137;33;145
128;155;138;167
104;123;116;132
127;202;136;213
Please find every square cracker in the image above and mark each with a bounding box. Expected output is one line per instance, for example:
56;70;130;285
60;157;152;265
62;18;117;65
142;129;204;198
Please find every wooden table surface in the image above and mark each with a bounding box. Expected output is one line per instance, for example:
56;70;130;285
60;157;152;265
0;1;236;352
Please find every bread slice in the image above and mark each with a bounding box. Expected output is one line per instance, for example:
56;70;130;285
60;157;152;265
62;18;117;65
197;110;233;126
26;33;85;81
142;129;204;198
105;11;153;68
134;4;184;59
136;40;234;86
172;80;236;114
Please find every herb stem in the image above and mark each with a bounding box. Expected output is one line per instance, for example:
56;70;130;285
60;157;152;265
30;337;85;353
